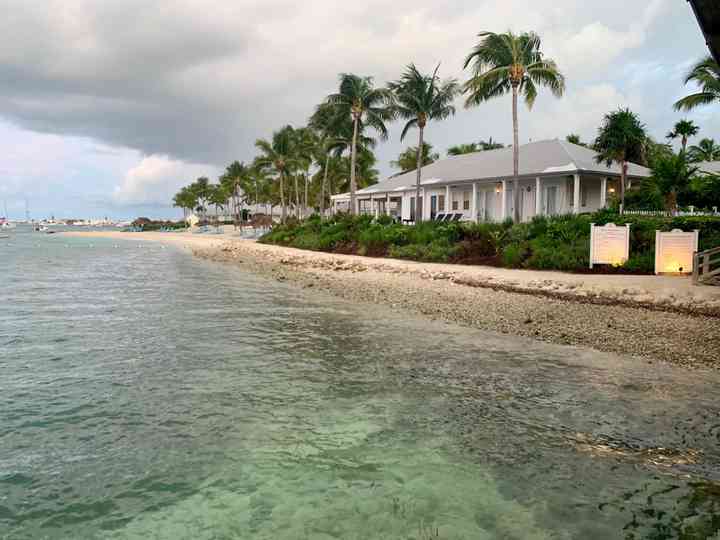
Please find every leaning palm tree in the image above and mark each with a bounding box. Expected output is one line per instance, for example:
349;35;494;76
463;31;565;223
674;56;720;112
688;138;720;162
255;126;297;222
593;108;647;213
666;119;699;153
389;63;458;222
323;74;395;215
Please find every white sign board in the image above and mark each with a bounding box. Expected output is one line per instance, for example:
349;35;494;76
589;223;630;269
655;229;699;275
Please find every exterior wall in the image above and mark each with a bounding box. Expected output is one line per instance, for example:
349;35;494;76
343;173;619;221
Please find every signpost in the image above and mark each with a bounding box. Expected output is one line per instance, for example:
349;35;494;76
655;229;699;275
589;223;630;269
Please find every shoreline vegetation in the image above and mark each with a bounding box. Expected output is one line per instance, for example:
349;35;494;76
259;211;720;274
63;231;720;368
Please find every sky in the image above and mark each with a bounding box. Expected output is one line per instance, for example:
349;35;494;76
0;0;718;220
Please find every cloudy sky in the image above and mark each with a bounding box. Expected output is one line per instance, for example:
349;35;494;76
0;0;717;219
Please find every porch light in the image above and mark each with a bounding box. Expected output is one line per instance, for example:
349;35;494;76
608;187;616;194
495;182;502;193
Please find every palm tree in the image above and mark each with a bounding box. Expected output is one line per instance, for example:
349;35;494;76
666;119;699;153
389;63;458;222
688;138;720;162
220;161;249;225
447;143;479;156
651;153;699;213
309;103;349;216
674;56;720;112
390;142;439;172
255;126;297;222
593;108;647;213
323;74;395;215
478;137;504;150
463;31;565;223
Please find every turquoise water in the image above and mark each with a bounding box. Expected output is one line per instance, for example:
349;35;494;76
2;227;720;539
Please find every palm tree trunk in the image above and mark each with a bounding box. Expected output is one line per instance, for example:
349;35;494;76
294;173;300;217
320;153;330;217
280;173;286;222
415;125;424;223
304;171;309;217
350;116;359;215
620;161;627;215
512;84;521;223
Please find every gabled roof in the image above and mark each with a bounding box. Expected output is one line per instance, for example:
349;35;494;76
356;139;651;196
689;0;720;63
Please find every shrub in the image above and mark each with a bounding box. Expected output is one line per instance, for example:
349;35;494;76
258;211;720;274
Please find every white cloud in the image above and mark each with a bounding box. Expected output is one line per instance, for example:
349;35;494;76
113;155;218;206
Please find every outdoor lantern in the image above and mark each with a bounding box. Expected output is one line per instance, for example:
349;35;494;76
654;229;699;275
495;182;502;193
608;187;616;194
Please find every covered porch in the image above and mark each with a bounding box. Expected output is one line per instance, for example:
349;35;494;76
332;173;620;222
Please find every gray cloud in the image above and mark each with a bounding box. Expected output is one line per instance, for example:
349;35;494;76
0;0;716;186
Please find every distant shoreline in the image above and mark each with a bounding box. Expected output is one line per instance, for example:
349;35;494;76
62;230;720;368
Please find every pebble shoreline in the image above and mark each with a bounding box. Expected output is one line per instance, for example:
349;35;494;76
194;241;720;368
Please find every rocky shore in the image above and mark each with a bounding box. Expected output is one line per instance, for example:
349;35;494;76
193;239;720;368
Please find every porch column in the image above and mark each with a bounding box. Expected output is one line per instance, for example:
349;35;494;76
573;174;581;214
471;183;478;222
445;185;451;213
500;180;507;220
535;177;542;216
600;177;608;208
386;192;391;215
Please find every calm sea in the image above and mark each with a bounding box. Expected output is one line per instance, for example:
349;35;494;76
2;226;719;539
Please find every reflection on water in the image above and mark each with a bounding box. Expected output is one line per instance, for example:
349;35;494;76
1;227;719;539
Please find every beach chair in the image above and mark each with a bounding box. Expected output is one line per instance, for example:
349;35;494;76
434;213;446;222
451;213;462;221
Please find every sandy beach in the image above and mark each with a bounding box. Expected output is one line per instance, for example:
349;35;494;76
63;230;720;367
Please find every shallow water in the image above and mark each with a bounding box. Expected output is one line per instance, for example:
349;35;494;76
2;227;720;539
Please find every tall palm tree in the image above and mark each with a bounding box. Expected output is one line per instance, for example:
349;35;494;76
666;119;699;153
593;108;647;213
688;138;720;162
389;63;458;222
255;126;297;222
463;31;565;223
324;74;395;215
674;56;720;112
309;103;348;216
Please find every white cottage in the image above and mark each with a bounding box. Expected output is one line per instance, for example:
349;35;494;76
331;139;651;222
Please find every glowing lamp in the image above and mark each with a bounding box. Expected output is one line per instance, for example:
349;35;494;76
495;182;502;194
654;229;699;275
608;187;616;194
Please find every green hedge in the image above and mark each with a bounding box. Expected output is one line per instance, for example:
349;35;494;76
259;211;720;274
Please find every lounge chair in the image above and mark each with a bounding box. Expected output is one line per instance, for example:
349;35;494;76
434;213;446;222
451;213;462;221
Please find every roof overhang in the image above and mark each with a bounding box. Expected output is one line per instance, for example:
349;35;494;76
689;0;720;63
